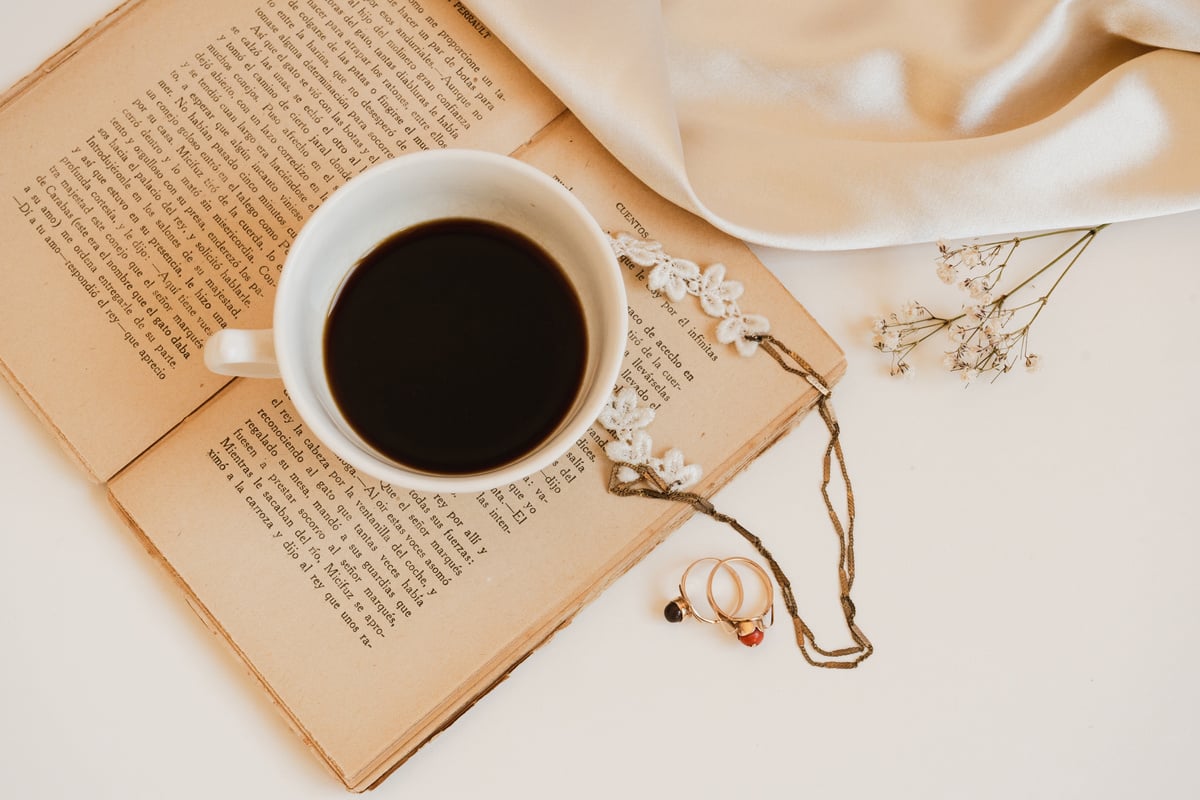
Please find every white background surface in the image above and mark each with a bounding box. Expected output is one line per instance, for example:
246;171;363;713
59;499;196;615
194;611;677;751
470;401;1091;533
2;3;1198;798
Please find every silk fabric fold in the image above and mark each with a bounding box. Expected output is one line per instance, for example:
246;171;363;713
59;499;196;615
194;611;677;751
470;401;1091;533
469;0;1200;249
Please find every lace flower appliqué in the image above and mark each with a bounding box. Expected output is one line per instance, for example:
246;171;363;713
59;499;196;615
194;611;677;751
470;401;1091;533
597;387;702;491
609;232;770;357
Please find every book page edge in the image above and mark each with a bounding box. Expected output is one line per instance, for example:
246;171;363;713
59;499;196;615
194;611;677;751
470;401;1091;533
0;0;149;111
0;354;102;482
104;490;356;789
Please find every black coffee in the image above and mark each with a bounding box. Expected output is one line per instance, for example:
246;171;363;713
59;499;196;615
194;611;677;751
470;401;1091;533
324;218;588;475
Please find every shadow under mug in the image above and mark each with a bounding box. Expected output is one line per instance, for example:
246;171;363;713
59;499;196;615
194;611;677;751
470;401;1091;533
203;149;627;493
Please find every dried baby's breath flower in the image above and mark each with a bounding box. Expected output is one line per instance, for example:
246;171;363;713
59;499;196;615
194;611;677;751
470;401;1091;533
872;226;1107;384
899;300;927;322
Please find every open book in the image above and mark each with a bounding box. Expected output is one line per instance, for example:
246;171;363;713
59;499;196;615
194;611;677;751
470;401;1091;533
0;0;843;790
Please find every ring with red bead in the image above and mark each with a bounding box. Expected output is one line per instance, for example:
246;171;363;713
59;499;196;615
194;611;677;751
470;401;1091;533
707;557;774;648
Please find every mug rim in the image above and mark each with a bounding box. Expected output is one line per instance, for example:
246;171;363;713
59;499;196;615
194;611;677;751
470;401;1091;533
273;149;626;493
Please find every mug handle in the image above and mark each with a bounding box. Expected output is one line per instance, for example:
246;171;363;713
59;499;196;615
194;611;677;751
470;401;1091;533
204;329;280;378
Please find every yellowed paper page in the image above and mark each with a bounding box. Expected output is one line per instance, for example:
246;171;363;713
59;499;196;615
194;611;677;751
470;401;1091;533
0;0;563;479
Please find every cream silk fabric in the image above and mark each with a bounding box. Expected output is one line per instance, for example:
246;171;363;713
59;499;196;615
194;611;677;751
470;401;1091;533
468;0;1200;250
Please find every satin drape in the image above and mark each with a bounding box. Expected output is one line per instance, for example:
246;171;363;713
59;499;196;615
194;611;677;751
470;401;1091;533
470;0;1200;249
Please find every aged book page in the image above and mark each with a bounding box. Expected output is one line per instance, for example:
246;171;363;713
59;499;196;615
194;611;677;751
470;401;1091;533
0;0;563;480
108;114;843;790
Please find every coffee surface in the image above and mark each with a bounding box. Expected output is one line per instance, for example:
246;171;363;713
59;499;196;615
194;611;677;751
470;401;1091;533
324;218;588;475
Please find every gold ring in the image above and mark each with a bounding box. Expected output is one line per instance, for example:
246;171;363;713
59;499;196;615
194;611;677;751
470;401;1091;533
664;557;744;626
706;557;774;647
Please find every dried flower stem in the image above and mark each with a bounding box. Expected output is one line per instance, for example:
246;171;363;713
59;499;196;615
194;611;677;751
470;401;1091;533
873;224;1108;383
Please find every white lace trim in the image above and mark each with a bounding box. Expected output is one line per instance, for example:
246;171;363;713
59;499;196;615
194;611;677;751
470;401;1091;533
601;231;775;487
608;232;771;358
596;387;702;491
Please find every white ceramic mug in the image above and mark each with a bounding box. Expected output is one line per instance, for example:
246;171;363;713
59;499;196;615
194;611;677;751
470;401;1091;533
204;149;626;493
